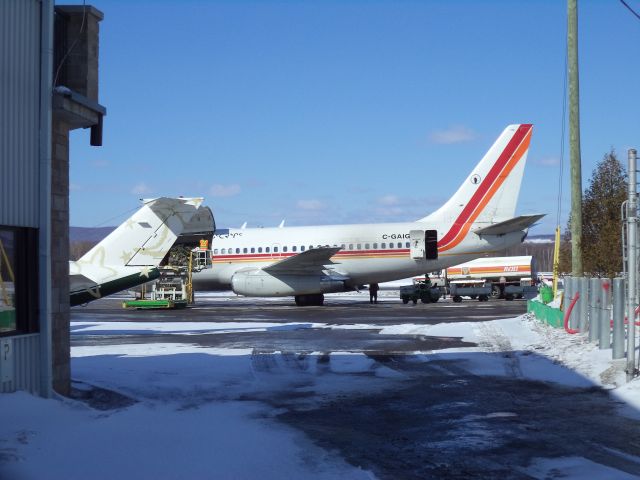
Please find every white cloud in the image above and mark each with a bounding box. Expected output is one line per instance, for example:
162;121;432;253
533;156;560;167
429;125;477;144
297;199;325;211
378;194;400;206
210;184;241;197
131;182;152;195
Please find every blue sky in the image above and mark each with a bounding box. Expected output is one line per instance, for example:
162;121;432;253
67;0;640;234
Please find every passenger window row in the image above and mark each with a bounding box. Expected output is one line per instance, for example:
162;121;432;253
213;242;411;255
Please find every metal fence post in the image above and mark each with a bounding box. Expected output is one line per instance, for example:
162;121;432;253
564;276;573;328
589;277;600;343
612;278;625;359
578;277;589;332
627;149;637;381
599;278;611;349
571;277;580;330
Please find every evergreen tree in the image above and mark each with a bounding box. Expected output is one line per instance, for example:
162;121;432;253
559;150;626;277
582;150;626;277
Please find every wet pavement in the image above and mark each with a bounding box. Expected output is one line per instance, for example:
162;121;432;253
71;294;640;479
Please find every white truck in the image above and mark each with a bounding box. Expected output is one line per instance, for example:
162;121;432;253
445;255;537;300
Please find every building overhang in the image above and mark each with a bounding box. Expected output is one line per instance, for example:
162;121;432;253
53;87;106;144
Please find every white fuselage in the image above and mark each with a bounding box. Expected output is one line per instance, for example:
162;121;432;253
192;220;525;293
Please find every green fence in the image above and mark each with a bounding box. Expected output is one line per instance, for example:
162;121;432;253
527;299;563;328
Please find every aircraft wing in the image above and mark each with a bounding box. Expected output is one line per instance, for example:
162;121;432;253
263;247;342;274
473;214;546;236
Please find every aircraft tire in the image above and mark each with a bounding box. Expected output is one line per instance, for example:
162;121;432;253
453;295;463;303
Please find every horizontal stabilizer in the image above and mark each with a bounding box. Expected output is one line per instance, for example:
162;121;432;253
473;214;545;236
264;247;342;274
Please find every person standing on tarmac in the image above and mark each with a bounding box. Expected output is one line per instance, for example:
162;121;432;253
369;283;379;304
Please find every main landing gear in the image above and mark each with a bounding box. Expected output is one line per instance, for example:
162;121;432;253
295;294;324;306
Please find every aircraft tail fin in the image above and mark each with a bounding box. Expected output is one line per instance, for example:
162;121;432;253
420;124;532;251
77;197;204;267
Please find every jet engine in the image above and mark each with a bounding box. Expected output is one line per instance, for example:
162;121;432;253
231;269;345;297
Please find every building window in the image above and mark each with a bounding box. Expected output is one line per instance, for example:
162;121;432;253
0;227;38;335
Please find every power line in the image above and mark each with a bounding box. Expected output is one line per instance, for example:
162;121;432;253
620;0;640;21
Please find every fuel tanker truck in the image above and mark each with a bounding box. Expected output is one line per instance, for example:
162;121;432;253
445;255;537;301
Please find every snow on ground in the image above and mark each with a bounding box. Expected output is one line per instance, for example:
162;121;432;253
0;391;373;480
72;320;322;335
3;305;640;479
325;314;640;409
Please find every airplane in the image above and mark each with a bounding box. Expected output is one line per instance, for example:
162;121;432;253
192;124;544;306
70;197;205;306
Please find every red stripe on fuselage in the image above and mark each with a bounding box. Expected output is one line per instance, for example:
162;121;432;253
211;249;410;262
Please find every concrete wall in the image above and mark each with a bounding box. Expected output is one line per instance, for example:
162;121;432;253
50;5;105;395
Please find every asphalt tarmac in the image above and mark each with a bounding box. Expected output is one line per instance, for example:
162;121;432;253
71;293;640;479
72;293;523;352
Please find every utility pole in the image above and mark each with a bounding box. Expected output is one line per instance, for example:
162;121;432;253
568;0;583;277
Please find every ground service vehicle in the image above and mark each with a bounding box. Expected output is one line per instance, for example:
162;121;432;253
400;280;441;304
449;280;492;302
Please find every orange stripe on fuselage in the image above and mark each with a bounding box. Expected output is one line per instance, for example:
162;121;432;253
211;249;411;264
